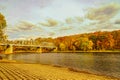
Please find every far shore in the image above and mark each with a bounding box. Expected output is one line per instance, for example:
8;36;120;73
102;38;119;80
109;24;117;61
53;50;120;53
11;50;120;54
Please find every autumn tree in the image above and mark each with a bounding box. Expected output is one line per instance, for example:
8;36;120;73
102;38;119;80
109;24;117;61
112;30;120;49
80;37;93;51
89;35;97;50
59;43;66;51
89;31;115;50
73;37;93;51
0;13;7;43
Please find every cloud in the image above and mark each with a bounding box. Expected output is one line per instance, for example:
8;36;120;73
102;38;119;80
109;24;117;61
6;25;21;34
6;29;15;34
16;21;36;30
86;3;120;21
0;5;6;10
75;17;84;22
48;32;55;36
39;18;58;27
39;22;49;26
114;19;120;24
47;19;58;26
66;18;74;24
10;28;21;32
60;26;73;31
66;17;84;24
97;22;114;29
87;21;120;32
6;21;44;36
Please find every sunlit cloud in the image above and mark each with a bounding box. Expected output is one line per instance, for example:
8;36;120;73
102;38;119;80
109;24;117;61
87;21;120;32
66;18;74;24
15;21;36;30
65;17;84;24
114;19;120;24
59;26;73;31
39;22;49;27
86;3;120;21
48;32;55;36
75;17;84;23
6;25;20;34
0;5;6;10
39;18;59;27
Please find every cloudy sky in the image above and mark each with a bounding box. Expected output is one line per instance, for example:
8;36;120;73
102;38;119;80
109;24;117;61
0;0;120;40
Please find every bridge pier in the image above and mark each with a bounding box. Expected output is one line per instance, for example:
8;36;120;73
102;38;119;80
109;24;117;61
37;47;42;53
5;44;13;54
4;44;13;60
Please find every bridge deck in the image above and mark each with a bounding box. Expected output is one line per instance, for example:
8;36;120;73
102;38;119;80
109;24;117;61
0;44;56;48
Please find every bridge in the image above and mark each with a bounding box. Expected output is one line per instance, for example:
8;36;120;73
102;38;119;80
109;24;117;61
0;44;57;60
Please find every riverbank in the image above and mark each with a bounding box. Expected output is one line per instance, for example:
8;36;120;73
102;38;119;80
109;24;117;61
12;63;118;80
13;50;120;54
0;59;119;79
52;50;120;53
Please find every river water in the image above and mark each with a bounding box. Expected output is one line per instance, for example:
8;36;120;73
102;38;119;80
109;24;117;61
2;52;120;78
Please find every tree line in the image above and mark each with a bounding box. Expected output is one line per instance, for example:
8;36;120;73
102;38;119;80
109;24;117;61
35;30;120;51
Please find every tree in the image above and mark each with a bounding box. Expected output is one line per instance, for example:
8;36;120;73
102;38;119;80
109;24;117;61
80;37;93;51
89;35;97;50
59;43;66;51
88;40;93;50
0;13;7;42
112;30;120;49
73;37;93;51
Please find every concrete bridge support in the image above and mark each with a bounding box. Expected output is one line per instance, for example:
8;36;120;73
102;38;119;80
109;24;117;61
4;44;13;54
4;44;13;60
37;47;42;53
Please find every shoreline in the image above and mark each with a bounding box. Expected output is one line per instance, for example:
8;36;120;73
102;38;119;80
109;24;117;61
12;50;120;54
13;63;119;80
0;60;119;79
43;63;120;79
53;50;120;53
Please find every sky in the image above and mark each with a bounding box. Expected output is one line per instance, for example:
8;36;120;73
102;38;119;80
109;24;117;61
0;0;120;40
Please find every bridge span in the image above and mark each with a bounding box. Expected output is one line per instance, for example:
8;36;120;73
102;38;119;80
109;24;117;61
0;44;57;60
0;44;56;53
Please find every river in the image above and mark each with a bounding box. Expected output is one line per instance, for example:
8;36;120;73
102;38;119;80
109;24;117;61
1;52;120;78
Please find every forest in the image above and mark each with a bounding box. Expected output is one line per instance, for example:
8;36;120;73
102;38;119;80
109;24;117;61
35;30;120;51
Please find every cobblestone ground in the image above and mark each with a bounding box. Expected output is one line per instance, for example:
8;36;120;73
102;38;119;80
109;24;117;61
0;61;119;80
